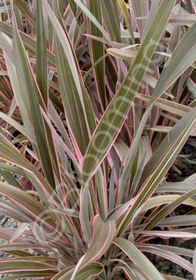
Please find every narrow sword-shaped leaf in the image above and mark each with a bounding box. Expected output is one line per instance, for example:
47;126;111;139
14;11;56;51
139;230;196;239
0;169;21;188
88;0;106;110
158;215;196;227
144;0;161;37
0;200;32;223
36;0;48;106
169;14;196;25
139;245;193;273
187;78;196;98
148;126;196;136
144;189;196;230
0;111;36;143
0;260;57;273
82;0;176;184
80;185;92;242
10;5;62;189
0;182;67;243
0;228;17;242
137;244;194;258
96;168;108;220
54;37;91;156
113;237;165;280
0;243;49;251
142;195;196;213
100;0;120;42
1;44;33;133
42;0;96;156
11;8;56;188
41;107;81;177
48;101;73;151
156;182;196;193
193;248;196;280
10;223;30;242
118;265;140;280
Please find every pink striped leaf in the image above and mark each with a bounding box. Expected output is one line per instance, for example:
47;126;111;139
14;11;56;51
137;244;194;258
140;230;196;239
139;244;193;273
113;237;165;280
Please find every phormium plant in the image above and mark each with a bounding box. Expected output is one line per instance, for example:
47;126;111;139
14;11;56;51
0;0;196;279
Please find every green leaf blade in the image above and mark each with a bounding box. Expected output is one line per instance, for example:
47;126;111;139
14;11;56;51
36;0;48;106
89;0;106;110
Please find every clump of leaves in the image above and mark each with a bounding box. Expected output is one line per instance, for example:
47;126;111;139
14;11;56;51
0;0;196;279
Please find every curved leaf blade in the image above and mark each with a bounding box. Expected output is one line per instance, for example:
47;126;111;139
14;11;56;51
113;237;165;280
143;188;196;231
71;215;116;279
81;215;116;267
139;245;193;274
51;263;103;280
0;182;47;223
